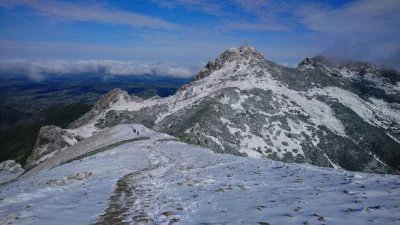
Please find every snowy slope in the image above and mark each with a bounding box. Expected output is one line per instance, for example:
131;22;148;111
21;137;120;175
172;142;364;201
1;124;399;225
19;124;160;180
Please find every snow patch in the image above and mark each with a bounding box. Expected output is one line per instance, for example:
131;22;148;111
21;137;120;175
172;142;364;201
386;132;400;144
323;153;341;169
368;152;388;168
220;117;233;125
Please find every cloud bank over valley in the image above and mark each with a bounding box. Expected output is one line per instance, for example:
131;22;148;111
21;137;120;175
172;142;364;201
0;60;200;81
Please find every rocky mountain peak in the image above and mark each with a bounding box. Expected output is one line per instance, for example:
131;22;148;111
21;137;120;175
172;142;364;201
95;88;131;110
227;45;264;61
193;45;264;81
68;88;131;129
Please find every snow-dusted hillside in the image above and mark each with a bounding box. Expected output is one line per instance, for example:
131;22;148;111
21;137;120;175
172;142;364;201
44;45;400;174
1;124;399;225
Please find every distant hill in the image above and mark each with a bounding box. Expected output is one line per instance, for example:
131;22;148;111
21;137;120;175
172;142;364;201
0;105;32;128
0;75;191;114
0;104;92;165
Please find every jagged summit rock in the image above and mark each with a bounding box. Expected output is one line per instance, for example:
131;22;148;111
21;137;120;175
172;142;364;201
193;45;264;81
226;45;264;62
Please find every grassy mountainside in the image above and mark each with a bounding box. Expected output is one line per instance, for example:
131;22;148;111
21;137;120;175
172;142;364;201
0;104;92;165
0;106;32;128
36;103;94;128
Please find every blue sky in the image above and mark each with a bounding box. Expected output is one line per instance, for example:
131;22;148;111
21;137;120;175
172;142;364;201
0;0;399;80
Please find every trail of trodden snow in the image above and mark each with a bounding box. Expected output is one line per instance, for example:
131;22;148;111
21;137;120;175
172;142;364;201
1;126;400;225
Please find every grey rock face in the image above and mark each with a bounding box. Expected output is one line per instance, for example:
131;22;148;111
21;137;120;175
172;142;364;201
25;125;77;170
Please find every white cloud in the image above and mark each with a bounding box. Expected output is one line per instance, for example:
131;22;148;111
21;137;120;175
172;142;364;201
0;39;324;70
297;0;400;34
0;39;233;62
150;0;291;32
1;0;180;30
150;0;228;16
234;0;278;15
295;0;400;63
222;20;288;32
0;60;200;81
233;0;300;25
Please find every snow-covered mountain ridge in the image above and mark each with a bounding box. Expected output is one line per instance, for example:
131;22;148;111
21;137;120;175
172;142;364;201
1;124;400;224
27;45;400;174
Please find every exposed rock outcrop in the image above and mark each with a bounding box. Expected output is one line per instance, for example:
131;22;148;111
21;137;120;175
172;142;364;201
25;126;77;170
0;160;23;174
0;160;24;183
